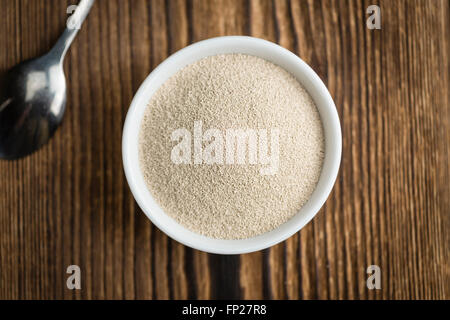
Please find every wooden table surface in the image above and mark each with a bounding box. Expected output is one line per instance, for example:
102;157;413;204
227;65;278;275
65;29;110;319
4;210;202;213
0;0;448;300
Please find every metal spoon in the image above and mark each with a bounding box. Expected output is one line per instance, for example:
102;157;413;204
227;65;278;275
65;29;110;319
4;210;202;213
0;0;95;160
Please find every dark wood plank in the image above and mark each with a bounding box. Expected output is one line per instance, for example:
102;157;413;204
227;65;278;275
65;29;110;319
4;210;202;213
0;0;448;300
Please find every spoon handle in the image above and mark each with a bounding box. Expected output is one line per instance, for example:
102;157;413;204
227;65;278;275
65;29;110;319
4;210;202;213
49;0;95;63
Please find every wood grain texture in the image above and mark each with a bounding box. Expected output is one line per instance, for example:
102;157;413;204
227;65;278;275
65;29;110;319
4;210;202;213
0;0;448;300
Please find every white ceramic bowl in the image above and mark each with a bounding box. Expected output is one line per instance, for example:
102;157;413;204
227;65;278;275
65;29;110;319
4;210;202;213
122;36;341;254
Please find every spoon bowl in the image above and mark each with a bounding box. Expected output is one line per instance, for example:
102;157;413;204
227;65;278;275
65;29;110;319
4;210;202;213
0;54;67;159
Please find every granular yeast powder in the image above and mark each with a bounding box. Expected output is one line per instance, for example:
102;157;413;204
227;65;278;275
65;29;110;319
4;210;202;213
139;54;324;239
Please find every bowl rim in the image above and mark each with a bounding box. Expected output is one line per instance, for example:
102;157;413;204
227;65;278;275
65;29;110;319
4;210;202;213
122;36;342;254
